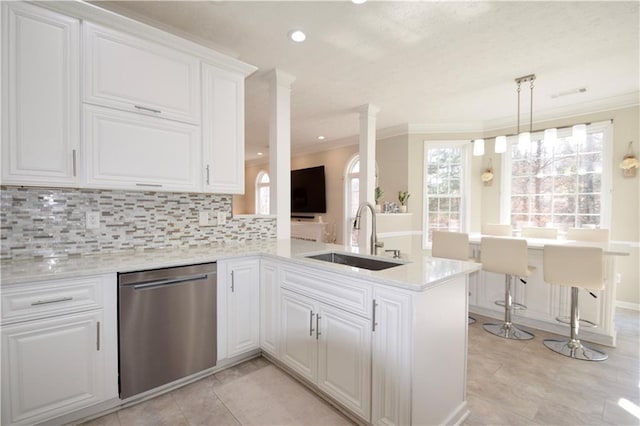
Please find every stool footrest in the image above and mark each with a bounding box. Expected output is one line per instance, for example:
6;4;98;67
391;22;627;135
554;316;598;328
495;300;527;310
543;338;607;361
483;322;534;340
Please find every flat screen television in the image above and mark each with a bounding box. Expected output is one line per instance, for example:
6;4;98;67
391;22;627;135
291;166;327;213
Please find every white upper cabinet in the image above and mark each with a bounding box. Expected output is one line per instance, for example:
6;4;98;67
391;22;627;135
1;2;80;186
83;22;200;124
83;104;201;192
201;63;245;194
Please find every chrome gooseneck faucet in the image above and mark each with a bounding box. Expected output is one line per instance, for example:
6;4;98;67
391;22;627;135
353;202;383;255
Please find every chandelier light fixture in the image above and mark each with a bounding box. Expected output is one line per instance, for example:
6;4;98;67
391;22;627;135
515;74;536;151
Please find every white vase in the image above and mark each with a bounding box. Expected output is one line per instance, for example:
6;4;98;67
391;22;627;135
375;204;382;213
399;205;407;213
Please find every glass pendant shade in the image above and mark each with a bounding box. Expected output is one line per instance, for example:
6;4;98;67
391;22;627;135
572;124;587;145
494;136;507;153
518;132;531;151
544;128;558;143
473;139;485;156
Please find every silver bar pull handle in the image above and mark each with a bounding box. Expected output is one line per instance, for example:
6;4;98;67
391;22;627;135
309;311;315;336
316;314;321;340
133;274;208;290
31;296;73;306
135;183;163;188
231;270;235;293
96;321;101;351
72;149;77;177
206;165;210;185
372;299;379;332
134;105;161;114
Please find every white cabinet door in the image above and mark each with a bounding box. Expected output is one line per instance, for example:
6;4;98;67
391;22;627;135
83;22;200;124
226;259;260;358
1;311;111;425
371;287;412;426
317;304;371;421
201;63;245;194
1;2;80;187
280;290;317;383
260;259;280;357
83;104;201;192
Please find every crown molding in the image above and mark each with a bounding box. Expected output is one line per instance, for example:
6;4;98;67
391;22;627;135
481;91;639;133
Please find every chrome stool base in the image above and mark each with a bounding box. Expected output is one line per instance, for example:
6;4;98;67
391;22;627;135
543;338;608;361
483;322;534;340
468;316;476;325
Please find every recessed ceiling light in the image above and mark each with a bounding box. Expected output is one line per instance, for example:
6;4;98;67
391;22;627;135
288;30;306;43
317;136;325;140
352;0;367;4
257;152;263;156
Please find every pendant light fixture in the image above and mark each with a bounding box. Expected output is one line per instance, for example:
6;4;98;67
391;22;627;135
572;123;587;145
515;74;536;151
494;135;507;153
473;139;485;156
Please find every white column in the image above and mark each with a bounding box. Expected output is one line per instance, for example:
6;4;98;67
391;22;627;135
357;104;380;251
267;69;296;239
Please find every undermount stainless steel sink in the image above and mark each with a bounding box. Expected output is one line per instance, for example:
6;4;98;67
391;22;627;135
304;251;404;271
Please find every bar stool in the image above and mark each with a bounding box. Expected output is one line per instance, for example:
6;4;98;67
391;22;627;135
522;227;558;239
482;223;513;237
480;237;534;340
567;228;609;242
432;230;477;324
542;245;607;361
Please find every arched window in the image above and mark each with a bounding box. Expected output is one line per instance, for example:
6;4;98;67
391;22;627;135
344;156;360;245
344;155;378;246
255;171;270;215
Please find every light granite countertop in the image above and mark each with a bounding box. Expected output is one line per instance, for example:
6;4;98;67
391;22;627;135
0;238;480;292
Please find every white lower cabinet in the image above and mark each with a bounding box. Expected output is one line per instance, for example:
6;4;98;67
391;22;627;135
371;287;412;426
280;289;371;421
0;274;117;426
259;259;280;358
219;258;260;359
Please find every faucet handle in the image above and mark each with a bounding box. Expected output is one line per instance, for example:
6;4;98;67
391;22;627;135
385;249;401;259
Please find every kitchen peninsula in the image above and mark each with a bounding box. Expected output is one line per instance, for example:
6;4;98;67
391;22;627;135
1;239;480;426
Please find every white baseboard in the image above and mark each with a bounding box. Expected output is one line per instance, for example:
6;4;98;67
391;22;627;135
616;301;640;311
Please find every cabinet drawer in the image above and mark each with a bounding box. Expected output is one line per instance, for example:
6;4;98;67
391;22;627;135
1;275;107;325
83;22;200;124
280;265;372;318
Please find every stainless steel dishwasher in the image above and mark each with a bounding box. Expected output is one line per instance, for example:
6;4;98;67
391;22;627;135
118;262;217;399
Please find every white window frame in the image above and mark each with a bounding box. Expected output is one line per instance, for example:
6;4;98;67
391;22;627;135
422;140;472;249
255;170;270;215
500;120;613;231
343;154;379;246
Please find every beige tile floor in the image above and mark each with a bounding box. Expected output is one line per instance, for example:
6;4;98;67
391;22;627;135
79;308;639;426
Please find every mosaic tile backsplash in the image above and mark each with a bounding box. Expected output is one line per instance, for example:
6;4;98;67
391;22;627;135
0;186;276;260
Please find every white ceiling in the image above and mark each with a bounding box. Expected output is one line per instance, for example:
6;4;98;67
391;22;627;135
94;1;640;161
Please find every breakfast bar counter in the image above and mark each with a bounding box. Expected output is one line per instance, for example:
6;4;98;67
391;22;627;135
467;234;630;347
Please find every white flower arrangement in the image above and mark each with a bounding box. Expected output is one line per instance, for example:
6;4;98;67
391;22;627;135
481;170;494;182
619;156;639;170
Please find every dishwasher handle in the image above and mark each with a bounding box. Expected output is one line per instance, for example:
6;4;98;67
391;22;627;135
132;274;209;290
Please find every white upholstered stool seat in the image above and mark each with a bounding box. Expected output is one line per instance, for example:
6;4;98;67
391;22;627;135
521;226;558;239
482;223;513;237
480;237;534;340
566;228;609;243
432;230;477;324
542;245;607;361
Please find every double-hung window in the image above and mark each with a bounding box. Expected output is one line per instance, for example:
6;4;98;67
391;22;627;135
423;141;471;247
501;121;612;233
